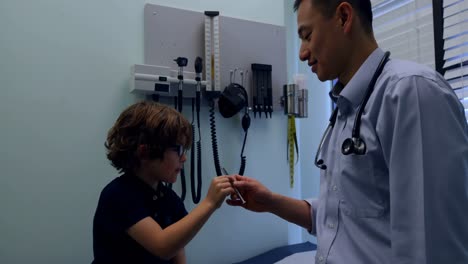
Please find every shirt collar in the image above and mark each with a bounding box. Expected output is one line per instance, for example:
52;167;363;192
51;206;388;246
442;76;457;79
333;48;385;114
329;82;343;104
122;173;163;198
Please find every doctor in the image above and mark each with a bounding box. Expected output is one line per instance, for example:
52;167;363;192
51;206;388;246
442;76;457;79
227;0;468;263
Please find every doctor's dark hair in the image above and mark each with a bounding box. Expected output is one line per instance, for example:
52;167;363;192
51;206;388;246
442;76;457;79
293;0;374;35
105;101;192;174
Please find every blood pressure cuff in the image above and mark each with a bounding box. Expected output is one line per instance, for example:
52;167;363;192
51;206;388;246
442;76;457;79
218;83;247;118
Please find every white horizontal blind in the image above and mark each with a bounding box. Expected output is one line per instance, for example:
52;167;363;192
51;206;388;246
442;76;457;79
443;0;468;123
372;0;436;69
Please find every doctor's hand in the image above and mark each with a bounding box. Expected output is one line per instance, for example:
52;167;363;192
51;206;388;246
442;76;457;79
226;175;274;213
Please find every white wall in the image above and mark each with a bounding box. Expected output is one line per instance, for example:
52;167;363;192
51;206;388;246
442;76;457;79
145;0;285;26
0;0;328;263
283;1;332;244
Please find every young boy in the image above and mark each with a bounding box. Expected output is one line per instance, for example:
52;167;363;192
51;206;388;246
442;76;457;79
92;101;234;263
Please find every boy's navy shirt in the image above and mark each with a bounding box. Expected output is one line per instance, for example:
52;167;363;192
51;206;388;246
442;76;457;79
92;174;188;264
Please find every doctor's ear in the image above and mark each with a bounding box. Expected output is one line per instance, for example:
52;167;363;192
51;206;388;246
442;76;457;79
336;2;354;32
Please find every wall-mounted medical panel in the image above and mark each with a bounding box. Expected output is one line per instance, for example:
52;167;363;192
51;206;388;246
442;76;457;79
140;3;286;111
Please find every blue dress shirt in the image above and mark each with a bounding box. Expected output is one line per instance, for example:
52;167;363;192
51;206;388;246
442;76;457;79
306;48;468;264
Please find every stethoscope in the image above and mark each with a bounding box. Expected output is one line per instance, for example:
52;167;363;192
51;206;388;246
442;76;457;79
315;51;391;170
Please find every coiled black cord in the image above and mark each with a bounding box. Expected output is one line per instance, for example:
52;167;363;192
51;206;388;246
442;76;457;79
179;165;186;201
176;93;186;201
210;102;222;176
238;103;250;176
191;140;202;203
190;124;202;203
238;131;247;175
211;99;248;176
188;100;202;204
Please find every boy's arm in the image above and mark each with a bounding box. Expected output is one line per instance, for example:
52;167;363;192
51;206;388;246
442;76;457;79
127;199;216;260
172;248;186;264
127;176;233;260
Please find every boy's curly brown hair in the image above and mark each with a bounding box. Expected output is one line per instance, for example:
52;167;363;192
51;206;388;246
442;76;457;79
105;101;192;174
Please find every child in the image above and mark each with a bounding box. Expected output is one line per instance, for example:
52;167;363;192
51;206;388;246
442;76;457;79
92;101;234;263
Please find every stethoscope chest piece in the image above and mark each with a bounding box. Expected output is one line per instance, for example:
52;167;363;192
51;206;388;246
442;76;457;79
341;137;366;155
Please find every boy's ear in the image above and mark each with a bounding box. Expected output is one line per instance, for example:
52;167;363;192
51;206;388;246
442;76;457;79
138;144;163;160
137;145;150;160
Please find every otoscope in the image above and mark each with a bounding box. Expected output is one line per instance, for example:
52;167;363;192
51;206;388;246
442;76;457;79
174;57;188;112
190;57;203;203
174;56;188;201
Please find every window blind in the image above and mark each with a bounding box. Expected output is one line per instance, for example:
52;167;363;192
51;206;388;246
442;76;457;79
372;0;436;68
442;0;468;123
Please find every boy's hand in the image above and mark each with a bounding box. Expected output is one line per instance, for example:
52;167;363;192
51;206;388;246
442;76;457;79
205;176;235;209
